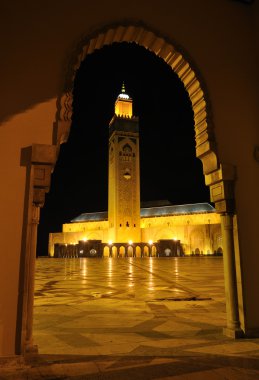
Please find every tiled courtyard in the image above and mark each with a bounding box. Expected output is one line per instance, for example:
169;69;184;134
2;257;259;379
33;257;227;357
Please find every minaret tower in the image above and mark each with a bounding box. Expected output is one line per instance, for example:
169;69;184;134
108;84;141;243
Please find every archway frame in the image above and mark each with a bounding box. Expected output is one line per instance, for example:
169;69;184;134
55;22;218;175
19;22;243;355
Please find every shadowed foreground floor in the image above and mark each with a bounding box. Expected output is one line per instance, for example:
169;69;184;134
1;257;259;379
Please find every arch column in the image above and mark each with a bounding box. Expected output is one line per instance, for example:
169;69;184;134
205;219;211;254
207;164;243;338
23;204;40;353
18;144;56;354
220;213;242;337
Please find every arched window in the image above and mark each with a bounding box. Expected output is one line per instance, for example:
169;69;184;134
121;143;133;161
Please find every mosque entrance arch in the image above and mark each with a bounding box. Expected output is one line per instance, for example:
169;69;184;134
20;22;242;354
56;23;218;177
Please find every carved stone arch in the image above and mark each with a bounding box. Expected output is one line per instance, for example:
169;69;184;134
143;245;149;256
55;22;219;176
122;143;132;153
135;245;141;257
19;24;243;356
118;138;134;150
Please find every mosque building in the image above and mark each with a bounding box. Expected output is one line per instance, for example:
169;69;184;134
49;85;222;258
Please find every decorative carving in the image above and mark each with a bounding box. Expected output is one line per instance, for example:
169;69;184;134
59;92;73;122
30;144;57;207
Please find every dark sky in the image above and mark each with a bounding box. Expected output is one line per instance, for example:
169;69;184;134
37;42;209;256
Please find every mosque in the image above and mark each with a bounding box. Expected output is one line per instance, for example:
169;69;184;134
49;85;222;258
2;1;259;356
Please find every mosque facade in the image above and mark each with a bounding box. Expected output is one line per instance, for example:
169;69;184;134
2;2;259;354
49;86;222;258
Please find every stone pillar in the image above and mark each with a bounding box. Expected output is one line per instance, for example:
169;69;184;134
206;164;244;338
221;213;243;338
24;204;40;353
205;219;211;254
18;144;56;355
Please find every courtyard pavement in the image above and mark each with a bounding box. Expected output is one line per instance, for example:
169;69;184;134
1;257;259;379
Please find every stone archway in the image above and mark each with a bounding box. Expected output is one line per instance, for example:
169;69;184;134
20;22;242;354
55;23;218;176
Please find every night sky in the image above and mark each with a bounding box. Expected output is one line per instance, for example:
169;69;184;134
37;42;209;256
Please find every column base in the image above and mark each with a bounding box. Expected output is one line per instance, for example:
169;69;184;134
25;344;38;355
223;327;244;339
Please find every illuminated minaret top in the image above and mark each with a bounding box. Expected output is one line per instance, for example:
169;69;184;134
115;83;133;117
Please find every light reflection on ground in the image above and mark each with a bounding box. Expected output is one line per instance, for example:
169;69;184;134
33;257;226;356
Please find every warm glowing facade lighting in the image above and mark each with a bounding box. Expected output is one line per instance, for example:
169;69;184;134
115;83;132;117
48;80;222;258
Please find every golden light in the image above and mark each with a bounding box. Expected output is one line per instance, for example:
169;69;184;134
108;258;113;275
81;259;87;278
128;258;134;287
175;259;179;276
148;240;153;245
128;240;133;245
115;84;133;117
83;237;88;242
107;259;113;287
148;258;154;290
115;100;133;117
173;237;177;241
108;240;113;245
123;170;131;180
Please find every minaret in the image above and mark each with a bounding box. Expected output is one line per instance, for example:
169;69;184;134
108;84;141;243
